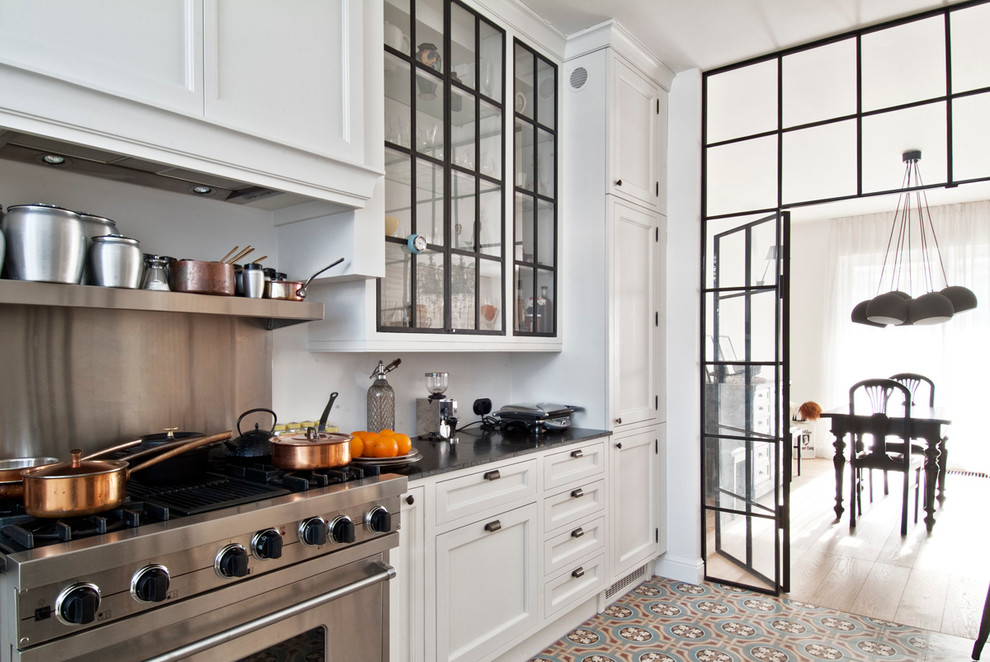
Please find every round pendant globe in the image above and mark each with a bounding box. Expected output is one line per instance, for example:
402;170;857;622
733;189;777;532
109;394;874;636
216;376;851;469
851;300;885;327
908;291;954;325
866;291;909;325
940;285;978;313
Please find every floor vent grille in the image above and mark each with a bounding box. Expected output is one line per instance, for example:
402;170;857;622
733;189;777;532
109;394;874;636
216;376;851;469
947;469;990;479
605;565;647;600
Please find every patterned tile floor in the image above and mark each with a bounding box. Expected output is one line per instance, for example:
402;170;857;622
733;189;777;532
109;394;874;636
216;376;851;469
532;576;976;661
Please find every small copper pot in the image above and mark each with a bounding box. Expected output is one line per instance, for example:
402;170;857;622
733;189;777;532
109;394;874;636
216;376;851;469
269;430;351;470
170;260;235;296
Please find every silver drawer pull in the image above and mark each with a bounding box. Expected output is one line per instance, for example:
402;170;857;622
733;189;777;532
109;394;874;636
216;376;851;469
570;449;583;458
572;567;585;579
484;520;501;533
570;488;584;499
483;470;501;481
571;527;584;538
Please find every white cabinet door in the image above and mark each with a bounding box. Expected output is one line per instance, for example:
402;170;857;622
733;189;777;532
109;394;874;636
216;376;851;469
390;485;425;662
0;0;203;115
610;199;660;428
204;0;365;162
611;426;660;579
609;57;661;209
435;503;539;662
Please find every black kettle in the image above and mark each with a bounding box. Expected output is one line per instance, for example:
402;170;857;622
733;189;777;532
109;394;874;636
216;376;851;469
225;408;276;458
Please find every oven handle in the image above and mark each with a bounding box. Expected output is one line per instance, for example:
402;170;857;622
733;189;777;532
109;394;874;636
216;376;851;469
144;560;396;662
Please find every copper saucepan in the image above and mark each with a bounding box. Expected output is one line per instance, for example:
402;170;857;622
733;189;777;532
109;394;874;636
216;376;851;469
267;258;344;301
269;429;352;470
8;431;232;518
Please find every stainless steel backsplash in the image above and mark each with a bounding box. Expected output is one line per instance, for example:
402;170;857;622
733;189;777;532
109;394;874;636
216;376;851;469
0;305;272;458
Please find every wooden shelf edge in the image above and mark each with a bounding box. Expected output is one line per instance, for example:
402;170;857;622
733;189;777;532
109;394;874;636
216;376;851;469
0;279;324;325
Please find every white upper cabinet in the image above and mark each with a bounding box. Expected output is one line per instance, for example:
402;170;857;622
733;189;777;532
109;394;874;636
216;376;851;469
0;0;380;208
610;57;662;209
204;0;365;163
0;0;204;116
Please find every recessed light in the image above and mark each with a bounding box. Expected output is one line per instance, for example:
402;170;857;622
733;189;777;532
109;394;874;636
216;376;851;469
191;185;213;195
41;154;67;166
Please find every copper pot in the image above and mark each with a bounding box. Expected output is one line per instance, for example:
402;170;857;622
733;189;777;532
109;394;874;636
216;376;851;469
267;258;344;301
0;457;58;482
269;430;351;470
12;431;232;517
170;260;235;296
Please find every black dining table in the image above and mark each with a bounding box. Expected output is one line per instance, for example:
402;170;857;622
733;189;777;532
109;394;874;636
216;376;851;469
821;407;951;533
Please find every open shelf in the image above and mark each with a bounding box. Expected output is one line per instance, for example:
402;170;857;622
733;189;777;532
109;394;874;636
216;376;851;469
0;279;323;328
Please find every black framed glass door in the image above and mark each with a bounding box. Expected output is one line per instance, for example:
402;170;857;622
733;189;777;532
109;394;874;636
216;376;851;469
701;211;790;593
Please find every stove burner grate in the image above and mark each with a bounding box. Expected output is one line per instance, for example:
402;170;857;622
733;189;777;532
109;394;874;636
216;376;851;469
127;474;290;516
1;501;168;549
220;463;380;492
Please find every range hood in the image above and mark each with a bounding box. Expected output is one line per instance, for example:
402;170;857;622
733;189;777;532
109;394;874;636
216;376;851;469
0;130;312;209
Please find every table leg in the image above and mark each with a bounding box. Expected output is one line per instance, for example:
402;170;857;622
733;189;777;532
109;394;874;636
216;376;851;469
923;435;940;533
936;436;948;505
833;432;846;520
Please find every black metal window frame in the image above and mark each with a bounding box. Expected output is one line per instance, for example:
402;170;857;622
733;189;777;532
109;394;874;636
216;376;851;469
512;38;558;337
379;0;507;335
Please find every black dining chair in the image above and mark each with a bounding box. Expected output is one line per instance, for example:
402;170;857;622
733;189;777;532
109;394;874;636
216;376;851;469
975;582;990;659
889;372;949;504
848;379;923;536
889;372;935;407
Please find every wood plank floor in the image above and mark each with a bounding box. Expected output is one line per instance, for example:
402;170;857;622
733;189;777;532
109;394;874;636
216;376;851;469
785;458;990;639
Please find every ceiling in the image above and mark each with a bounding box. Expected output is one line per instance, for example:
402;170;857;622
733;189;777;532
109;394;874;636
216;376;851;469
518;0;989;221
517;0;969;72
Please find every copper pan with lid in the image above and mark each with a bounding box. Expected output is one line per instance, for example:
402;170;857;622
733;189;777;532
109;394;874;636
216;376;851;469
1;431;232;518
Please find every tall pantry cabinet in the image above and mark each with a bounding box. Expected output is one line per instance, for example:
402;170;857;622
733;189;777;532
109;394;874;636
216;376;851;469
561;21;673;588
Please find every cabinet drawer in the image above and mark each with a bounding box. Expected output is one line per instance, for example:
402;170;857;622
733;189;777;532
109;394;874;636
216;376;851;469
543;440;606;491
436;459;538;526
544;515;606;577
543;479;605;533
543;553;606;619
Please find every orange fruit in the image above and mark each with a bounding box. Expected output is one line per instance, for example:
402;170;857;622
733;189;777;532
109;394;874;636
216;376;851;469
369;435;398;458
348;434;364;458
394;433;412;456
378;429;396;438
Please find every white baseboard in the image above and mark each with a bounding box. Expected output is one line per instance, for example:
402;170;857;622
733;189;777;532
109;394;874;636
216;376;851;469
653;554;704;584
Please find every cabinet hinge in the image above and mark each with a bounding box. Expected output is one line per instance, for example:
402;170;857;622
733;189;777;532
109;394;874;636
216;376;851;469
654;396;658;411
655;438;658;453
655;181;659;197
656;99;660;114
655;311;659;327
655;227;659;242
655;528;659;543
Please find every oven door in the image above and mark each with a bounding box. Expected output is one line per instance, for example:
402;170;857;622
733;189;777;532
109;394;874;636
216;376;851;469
14;539;395;662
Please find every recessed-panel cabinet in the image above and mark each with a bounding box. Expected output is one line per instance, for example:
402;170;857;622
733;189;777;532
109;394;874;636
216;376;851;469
611;425;662;580
610;57;663;209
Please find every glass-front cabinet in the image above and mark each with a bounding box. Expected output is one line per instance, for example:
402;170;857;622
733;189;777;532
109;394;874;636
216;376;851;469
512;41;557;336
381;0;506;335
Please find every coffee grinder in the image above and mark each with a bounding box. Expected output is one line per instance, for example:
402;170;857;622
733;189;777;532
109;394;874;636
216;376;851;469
416;372;458;440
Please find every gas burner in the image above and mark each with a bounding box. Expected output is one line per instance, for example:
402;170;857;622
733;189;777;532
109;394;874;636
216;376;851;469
221;462;380;492
0;501;169;550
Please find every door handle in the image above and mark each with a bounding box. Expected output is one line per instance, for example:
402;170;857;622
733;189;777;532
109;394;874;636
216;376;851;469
571;527;585;538
572;567;585;578
484;520;501;533
571;488;584;499
570;449;584;458
483;470;500;481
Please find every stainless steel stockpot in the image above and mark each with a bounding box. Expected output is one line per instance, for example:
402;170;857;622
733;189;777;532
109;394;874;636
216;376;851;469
1;203;87;283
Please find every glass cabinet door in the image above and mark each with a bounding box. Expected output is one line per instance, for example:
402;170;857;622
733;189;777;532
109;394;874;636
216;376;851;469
381;0;506;334
513;40;557;335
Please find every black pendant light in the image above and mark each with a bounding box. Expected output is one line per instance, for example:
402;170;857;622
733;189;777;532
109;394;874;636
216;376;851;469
852;150;978;327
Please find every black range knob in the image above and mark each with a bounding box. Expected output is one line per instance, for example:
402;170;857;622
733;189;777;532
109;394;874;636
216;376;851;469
329;516;356;544
56;583;101;625
366;506;392;533
215;544;249;578
299;517;328;546
252;529;284;560
131;565;170;603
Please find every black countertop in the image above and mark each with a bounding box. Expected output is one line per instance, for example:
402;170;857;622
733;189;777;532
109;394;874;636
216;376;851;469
375;426;611;482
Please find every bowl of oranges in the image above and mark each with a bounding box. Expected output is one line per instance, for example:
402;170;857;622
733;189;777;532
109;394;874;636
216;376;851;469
348;429;422;466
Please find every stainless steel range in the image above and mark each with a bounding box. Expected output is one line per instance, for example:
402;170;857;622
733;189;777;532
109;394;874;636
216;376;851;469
0;461;406;661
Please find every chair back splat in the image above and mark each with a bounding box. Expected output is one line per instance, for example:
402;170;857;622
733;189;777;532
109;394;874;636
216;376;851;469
889;372;935;407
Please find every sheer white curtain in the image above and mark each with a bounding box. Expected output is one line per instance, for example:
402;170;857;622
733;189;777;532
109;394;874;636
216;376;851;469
821;200;990;473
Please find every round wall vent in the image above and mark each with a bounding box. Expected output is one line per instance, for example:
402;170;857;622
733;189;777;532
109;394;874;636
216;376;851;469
569;66;588;90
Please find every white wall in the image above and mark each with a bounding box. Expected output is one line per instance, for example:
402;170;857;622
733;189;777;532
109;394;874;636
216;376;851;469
655;68;704;583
